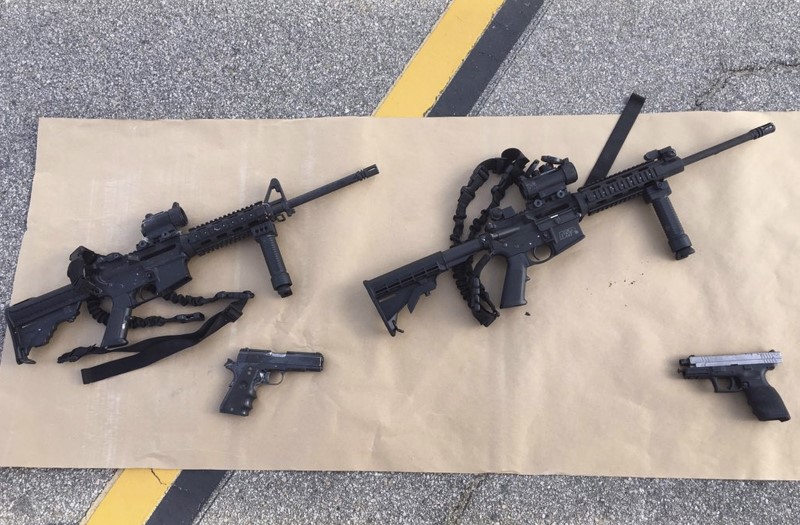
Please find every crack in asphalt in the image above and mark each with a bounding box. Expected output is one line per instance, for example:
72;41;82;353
694;60;800;109
445;474;489;525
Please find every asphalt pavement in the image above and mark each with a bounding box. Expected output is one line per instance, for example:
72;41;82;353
1;0;799;523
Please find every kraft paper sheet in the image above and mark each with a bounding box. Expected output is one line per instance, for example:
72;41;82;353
1;113;798;479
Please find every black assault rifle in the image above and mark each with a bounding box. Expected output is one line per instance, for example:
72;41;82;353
7;165;378;371
364;122;774;335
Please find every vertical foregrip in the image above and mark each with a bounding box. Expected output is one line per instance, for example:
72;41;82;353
253;228;293;297
647;191;694;259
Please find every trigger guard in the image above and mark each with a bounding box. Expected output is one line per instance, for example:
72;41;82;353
528;244;554;264
265;371;285;386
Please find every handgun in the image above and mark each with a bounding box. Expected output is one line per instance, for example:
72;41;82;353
220;348;324;416
679;351;790;422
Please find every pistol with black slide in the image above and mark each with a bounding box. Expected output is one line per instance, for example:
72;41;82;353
220;348;324;416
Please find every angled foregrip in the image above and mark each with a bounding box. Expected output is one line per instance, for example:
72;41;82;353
745;380;790;422
220;362;260;416
253;226;293;298
499;253;530;308
99;294;134;348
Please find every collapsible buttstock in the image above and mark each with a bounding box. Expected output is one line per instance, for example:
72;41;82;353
363;252;449;336
6;284;90;364
363;239;487;335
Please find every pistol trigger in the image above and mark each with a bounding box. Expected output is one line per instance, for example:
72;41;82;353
269;372;286;386
224;358;235;371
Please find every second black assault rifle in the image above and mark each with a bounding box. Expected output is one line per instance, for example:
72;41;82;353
364;114;774;335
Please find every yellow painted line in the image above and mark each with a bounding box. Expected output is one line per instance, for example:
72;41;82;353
375;0;504;117
83;2;501;523
83;469;180;525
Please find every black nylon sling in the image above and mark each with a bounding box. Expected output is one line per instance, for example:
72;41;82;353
585;93;645;185
57;292;252;384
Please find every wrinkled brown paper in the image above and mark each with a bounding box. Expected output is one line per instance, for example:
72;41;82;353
1;113;798;478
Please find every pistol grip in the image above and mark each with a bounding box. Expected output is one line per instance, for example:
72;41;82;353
99;295;134;348
745;383;790;422
220;364;261;416
499;253;530;309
